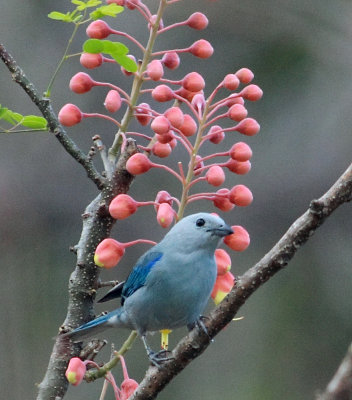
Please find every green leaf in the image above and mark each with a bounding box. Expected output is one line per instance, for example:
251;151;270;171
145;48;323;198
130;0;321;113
90;4;124;20
71;0;102;9
86;0;103;8
83;39;104;53
9;112;23;124
71;0;86;6
21;116;48;129
0;109;23;125
48;11;73;23
111;53;137;72
102;40;128;56
0;107;9;120
0;106;47;130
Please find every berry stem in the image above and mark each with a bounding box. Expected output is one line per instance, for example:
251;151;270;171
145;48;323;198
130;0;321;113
177;99;211;219
124;239;157;248
108;0;168;164
110;29;146;52
157;20;187;34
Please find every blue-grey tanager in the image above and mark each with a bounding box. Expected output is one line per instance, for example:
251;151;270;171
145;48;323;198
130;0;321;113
65;213;233;365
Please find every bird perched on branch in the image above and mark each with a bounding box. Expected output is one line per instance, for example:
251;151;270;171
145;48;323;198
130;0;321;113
64;212;233;366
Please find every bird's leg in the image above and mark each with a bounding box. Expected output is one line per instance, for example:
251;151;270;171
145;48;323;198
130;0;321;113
141;335;174;368
188;316;213;341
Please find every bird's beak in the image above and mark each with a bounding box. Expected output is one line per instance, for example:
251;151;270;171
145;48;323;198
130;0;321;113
208;224;233;237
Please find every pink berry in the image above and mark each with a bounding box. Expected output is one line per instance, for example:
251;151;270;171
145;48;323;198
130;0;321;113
164;107;184;129
229;185;253;206
104;90;122;113
229;142;252;161
175;87;202;102
156;130;175;146
126;153;152;175
157;203;174;228
151;115;171;135
94;238;125;268
206;165;225;186
169;138;177;149
215;248;232;276
182;72;205;92
179;114;197;136
161;52;180;70
109;194;138;219
224;225;250;251
189;39;214;58
121;378;139;400
135;103;152;126
155;190;173;207
126;0;140;10
228;104;248;121
187;12;209;30
80;53;103;69
226;96;244;108
86;20;112;39
213;188;234;212
156;131;174;144
223;74;240;90
152;85;174;102
226;159;251;175
192;155;204;176
235;68;254;84
208;125;225;144
152;142;172;158
191;93;206;113
69;72;95;94
58;104;83;126
148;14;164;31
235;118;260;136
147;59;164;81
65;358;86;386
211;271;235;305
240;84;263;101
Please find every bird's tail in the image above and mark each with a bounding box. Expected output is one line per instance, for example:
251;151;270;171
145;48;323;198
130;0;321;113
64;308;124;342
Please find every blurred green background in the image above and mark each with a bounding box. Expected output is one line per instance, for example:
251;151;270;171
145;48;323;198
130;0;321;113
1;1;351;399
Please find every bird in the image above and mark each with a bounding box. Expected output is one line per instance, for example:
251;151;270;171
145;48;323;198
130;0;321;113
64;212;233;365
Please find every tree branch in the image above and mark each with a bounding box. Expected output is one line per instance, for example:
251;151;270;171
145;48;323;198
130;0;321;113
0;44;105;189
316;342;352;400
36;139;138;400
130;162;352;400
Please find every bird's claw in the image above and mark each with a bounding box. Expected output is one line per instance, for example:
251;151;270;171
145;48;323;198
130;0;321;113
148;349;174;368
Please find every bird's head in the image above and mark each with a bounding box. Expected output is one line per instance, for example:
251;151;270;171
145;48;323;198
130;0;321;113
163;213;233;253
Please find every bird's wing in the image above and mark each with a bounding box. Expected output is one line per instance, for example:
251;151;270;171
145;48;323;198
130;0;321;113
121;251;163;305
97;281;125;303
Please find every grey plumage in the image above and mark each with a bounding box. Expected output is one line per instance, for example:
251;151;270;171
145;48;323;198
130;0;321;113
65;213;233;364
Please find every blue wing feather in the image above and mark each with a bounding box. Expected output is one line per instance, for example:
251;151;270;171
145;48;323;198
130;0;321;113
121;251;163;305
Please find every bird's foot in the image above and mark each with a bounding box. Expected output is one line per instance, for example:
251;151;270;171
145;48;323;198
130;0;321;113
148;349;174;368
188;316;213;342
142;335;174;368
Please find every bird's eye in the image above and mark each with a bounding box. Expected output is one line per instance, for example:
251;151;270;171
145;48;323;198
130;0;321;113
196;218;205;227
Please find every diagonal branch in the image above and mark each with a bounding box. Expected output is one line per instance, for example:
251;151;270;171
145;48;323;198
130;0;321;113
0;44;104;189
130;162;352;400
316;342;352;400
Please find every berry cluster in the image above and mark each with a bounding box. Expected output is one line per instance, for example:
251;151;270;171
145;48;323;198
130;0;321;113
58;0;262;300
66;355;138;399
